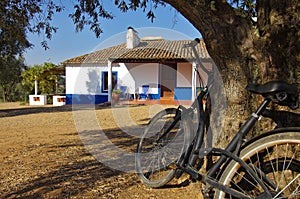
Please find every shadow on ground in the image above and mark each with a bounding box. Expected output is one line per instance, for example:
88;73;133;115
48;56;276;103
1;139;139;199
0;103;146;118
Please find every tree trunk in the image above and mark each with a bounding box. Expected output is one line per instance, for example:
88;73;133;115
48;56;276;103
2;88;6;102
255;0;299;82
215;67;250;148
1;84;6;102
164;0;299;147
165;0;252;146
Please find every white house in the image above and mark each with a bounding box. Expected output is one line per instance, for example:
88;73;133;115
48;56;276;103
62;27;212;104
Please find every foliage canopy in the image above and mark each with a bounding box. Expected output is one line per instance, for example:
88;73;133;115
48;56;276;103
0;55;25;101
21;62;63;97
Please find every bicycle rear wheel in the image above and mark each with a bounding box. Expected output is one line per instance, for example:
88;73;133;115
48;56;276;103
135;108;192;188
214;129;300;199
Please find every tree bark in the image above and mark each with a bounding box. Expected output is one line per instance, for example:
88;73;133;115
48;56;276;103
1;84;8;102
255;0;299;82
1;86;6;102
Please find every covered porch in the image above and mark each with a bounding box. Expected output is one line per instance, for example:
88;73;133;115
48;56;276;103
106;58;209;105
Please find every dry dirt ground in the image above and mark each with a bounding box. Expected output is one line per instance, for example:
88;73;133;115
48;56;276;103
0;102;203;199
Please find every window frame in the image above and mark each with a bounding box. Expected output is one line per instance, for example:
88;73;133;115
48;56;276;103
101;71;118;93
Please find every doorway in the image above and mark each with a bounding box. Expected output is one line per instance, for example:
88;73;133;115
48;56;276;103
160;62;176;99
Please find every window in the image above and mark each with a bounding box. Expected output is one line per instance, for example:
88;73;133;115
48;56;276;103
102;71;118;93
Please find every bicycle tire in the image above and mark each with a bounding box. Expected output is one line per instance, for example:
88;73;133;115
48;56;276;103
135;108;192;188
214;128;300;199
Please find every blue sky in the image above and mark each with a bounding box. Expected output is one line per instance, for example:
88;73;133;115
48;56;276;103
24;1;200;66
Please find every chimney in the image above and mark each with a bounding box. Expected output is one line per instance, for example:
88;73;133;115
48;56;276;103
126;26;140;49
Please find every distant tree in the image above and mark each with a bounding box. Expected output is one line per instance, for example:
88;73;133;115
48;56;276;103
0;55;25;102
21;62;61;100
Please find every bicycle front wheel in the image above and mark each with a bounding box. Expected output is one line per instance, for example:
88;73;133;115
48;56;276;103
135;108;192;188
214;128;300;199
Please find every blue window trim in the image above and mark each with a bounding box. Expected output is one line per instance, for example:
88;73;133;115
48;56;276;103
101;71;118;93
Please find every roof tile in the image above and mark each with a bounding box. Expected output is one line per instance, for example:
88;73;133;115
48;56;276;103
62;40;210;64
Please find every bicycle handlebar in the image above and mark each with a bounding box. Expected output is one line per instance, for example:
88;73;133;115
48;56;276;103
185;38;210;76
185;38;214;88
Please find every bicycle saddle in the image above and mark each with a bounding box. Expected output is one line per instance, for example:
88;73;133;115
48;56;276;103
246;81;299;109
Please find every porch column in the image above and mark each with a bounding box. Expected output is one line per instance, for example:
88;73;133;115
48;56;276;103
191;62;197;101
34;75;38;95
108;60;112;102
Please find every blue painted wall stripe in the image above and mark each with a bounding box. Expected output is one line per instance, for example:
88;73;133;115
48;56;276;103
66;94;108;104
67;88;195;103
174;87;192;100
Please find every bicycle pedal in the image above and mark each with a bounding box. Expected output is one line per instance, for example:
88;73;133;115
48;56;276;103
167;164;177;170
181;165;202;181
174;169;184;179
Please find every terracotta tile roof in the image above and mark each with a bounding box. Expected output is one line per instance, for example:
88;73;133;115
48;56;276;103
62;39;210;65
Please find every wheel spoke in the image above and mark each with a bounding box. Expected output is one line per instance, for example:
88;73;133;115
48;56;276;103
136;108;191;188
214;131;300;199
274;173;300;198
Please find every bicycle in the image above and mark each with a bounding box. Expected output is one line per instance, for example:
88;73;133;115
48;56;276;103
135;39;300;198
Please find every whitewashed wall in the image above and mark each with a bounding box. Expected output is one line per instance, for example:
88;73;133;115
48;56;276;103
66;65;102;95
117;63;135;94
124;63;159;94
66;63;133;95
65;62;159;103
